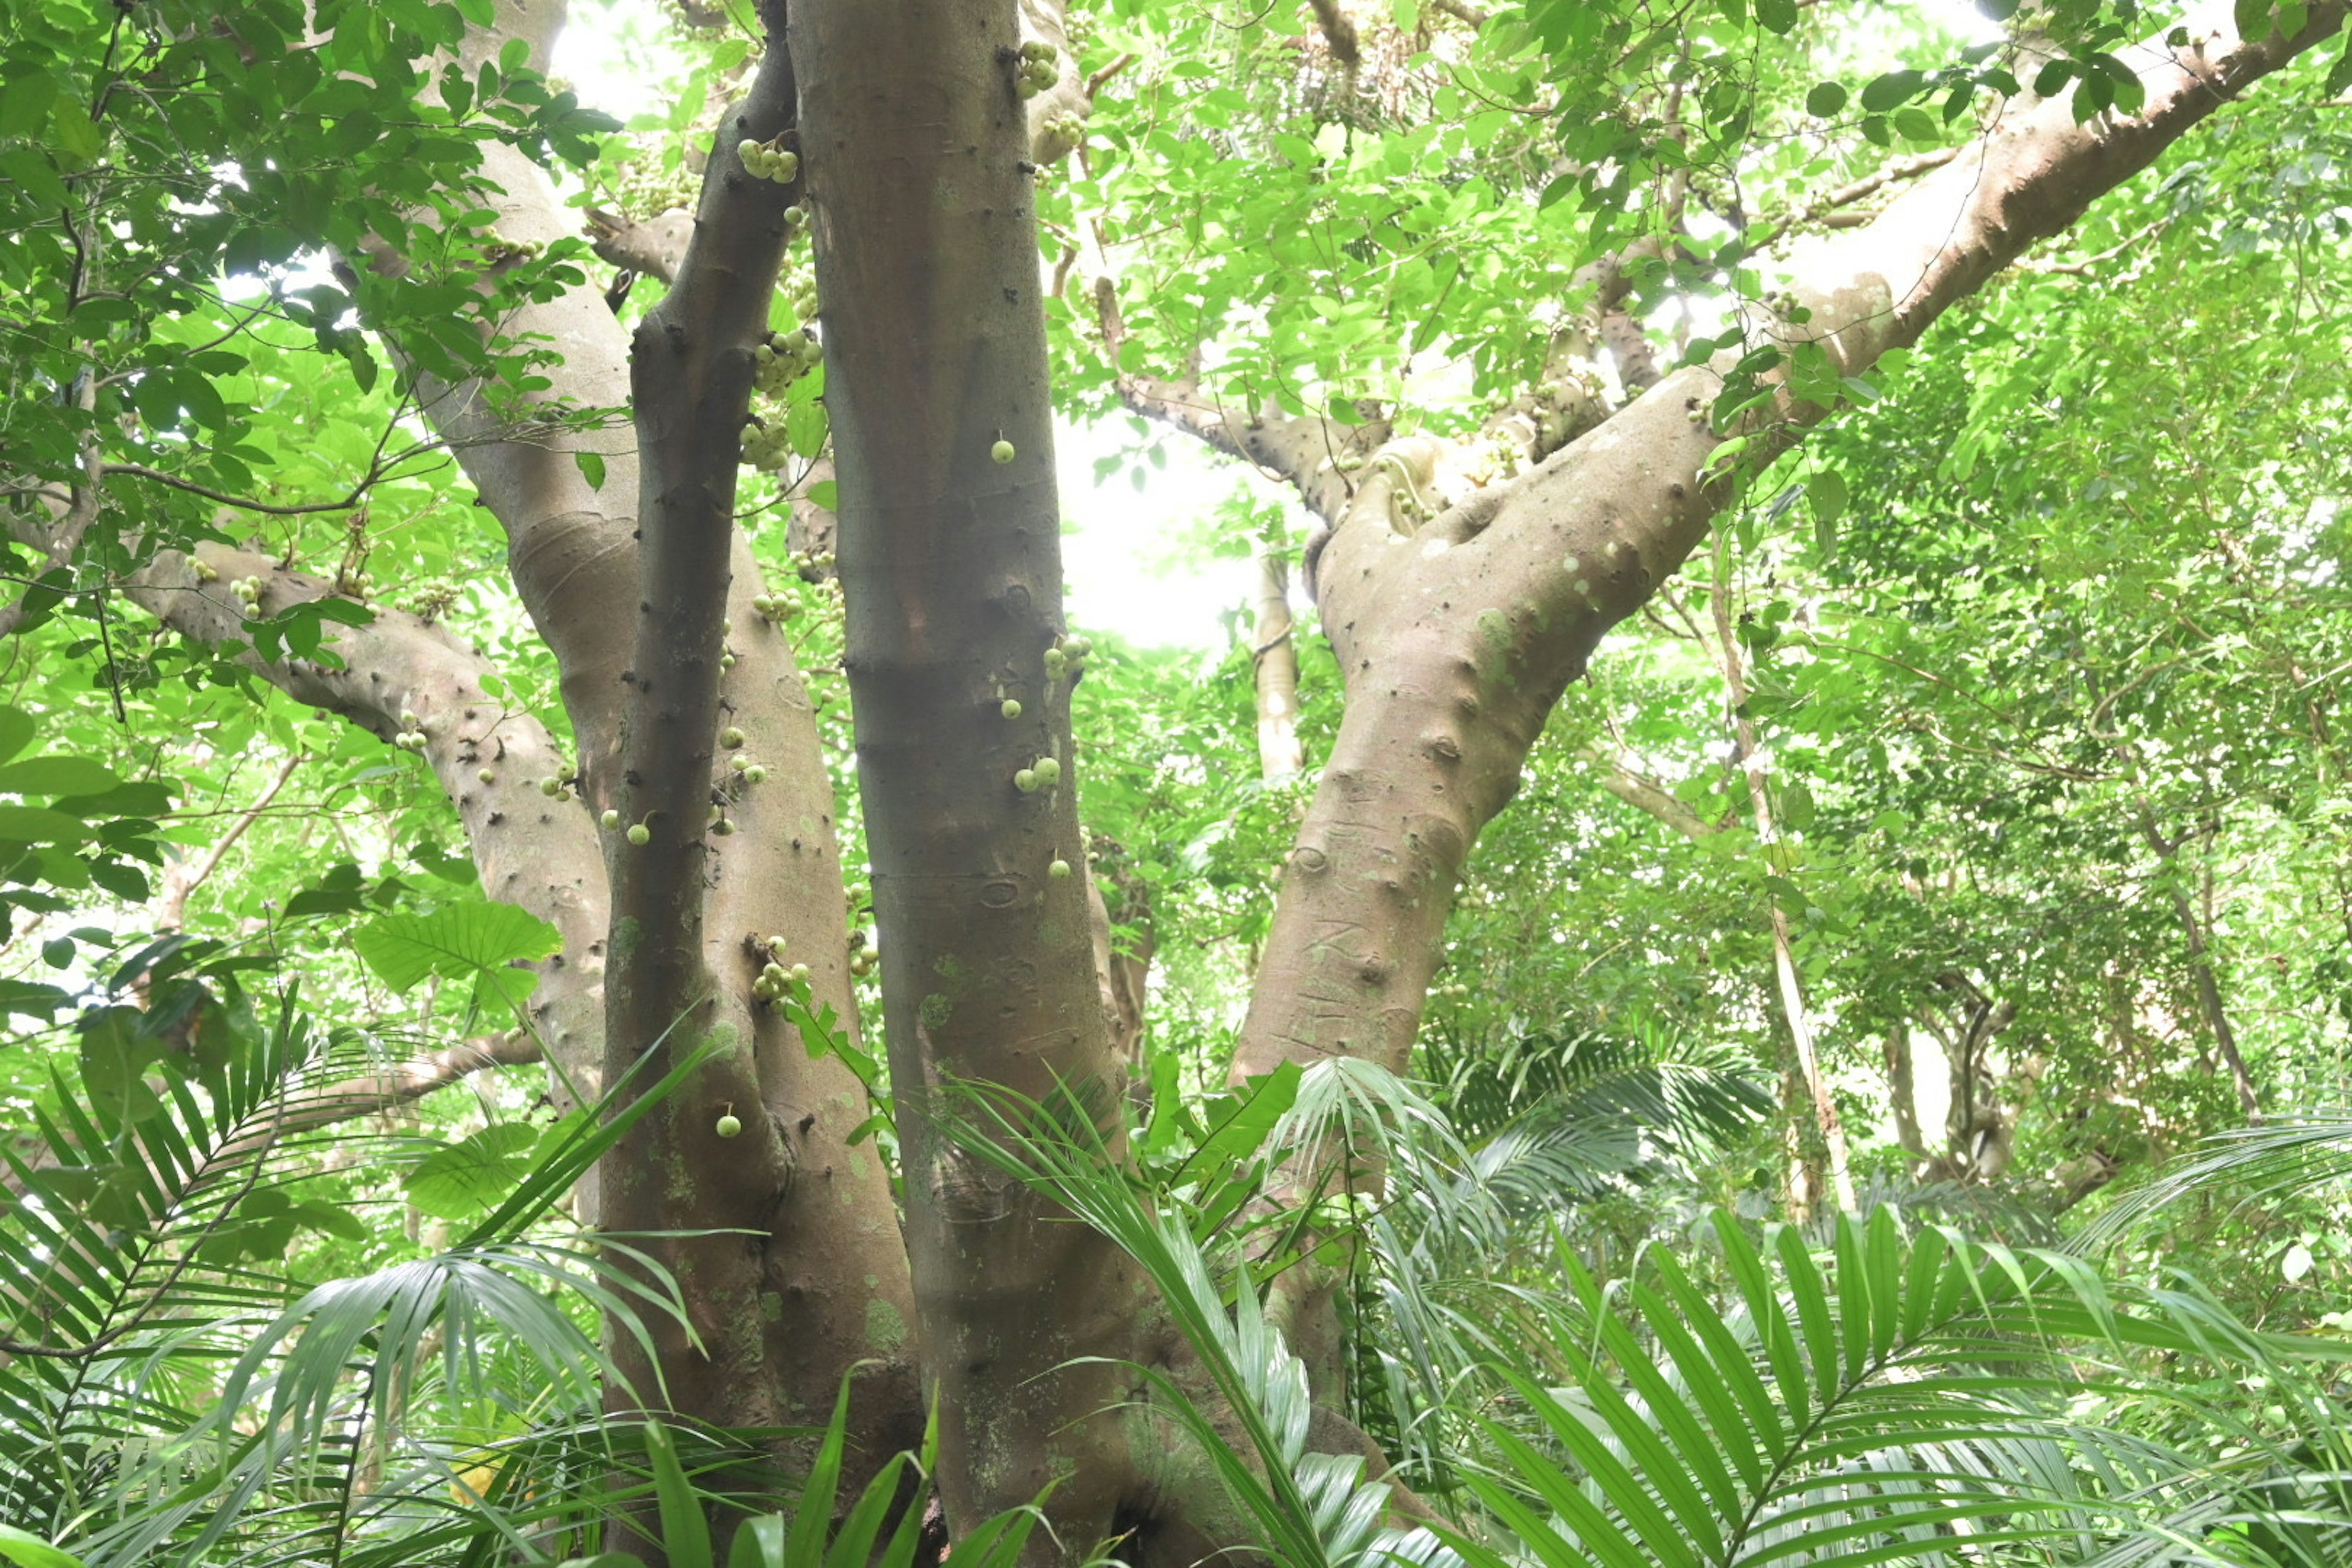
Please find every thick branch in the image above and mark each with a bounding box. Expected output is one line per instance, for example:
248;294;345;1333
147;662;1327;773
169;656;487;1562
586;205;695;287
1230;1;2347;1083
1093;276;1373;522
122;546;611;1095
262;1032;545;1142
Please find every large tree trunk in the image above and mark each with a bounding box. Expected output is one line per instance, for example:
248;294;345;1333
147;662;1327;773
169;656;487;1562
793;0;1150;1546
592;7;925;1531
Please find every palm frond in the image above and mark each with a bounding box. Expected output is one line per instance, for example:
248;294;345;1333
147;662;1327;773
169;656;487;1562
935;1077;1417;1568
2079;1113;2352;1252
1427;1210;2350;1568
2;991;722;1568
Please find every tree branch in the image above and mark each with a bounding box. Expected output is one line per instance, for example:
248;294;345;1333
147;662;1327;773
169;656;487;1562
155;750;305;930
118;546;611;1099
1229;0;2350;1085
586;205;695;287
1591;756;1717;840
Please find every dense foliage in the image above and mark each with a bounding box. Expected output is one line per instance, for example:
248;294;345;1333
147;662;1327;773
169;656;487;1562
4;0;2352;1564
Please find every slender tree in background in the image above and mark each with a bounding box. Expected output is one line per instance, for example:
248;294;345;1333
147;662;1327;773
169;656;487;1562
2;0;2350;1561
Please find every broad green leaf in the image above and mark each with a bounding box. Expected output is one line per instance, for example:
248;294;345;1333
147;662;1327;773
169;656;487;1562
0;755;120;797
0;705;34;764
0;1525;86;1568
404;1122;540;1219
353;899;561;1011
0;805;89;844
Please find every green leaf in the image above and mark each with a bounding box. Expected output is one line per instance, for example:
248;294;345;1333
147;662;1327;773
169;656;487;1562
1858;69;1924;112
0;70;57;140
405;1122;540;1219
2032;59;2075;97
786;396;829;462
0;1524;88;1568
352;899;562;1012
1805;466;1848;532
644;1419;714;1568
1804;81;1848;118
1777;778;1816;831
0;755;120;798
1175;1061;1302;1187
0;148;69;209
0;706;34;764
47;107;101;162
0;805;89;844
53;780;173;819
575;450;607;490
807;479;838;510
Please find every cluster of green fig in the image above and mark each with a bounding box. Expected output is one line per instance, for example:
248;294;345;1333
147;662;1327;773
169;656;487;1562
752;935;812;1003
1015;40;1058;98
1012;753;1061;794
481;235;548;266
1042;631;1091;681
603;148;698;219
741;327;823;472
1431;980;1472;1001
721;725;769;786
393;709;428;753
538;774;575;803
741;418;795;473
755;325;820;399
848;924;875;977
752;548;841;620
227;574;266;612
781;267;818;322
736;137;799;185
1040;110;1082;146
409;575;462;624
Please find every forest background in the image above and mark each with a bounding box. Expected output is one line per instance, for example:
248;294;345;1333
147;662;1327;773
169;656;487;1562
4;0;2352;1566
